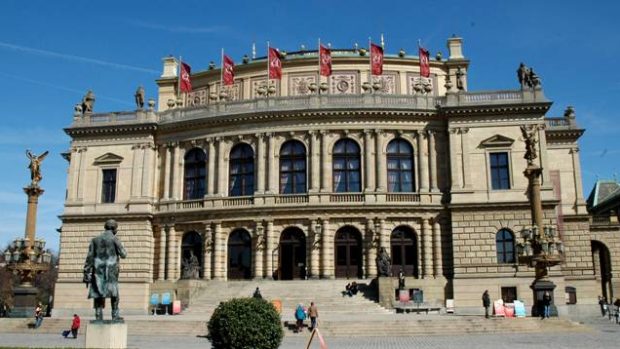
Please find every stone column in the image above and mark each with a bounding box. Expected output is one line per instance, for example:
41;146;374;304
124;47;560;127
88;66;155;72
163;144;173;199
570;147;585;209
378;218;388;250
429;130;438;192
66;147;78;201
310;220;320;278
320;219;331;278
417;131;429;192
202;226;212;280
130;144;143;198
253;222;264;279
255;134;266;194
375;130;387;192
158;226;167;280
422;218;433;278
310;131;320;192
216;138;227;196
207;139;216;195
537;125;549;185
213;223;224;280
266;133;277;194
432;218;443;277
364;130;375;192
320;131;330;192
460;128;471;189
141;144;154;197
265;221;275;279
166;225;177;280
76;147;87;201
449;129;461;190
366;219;377;278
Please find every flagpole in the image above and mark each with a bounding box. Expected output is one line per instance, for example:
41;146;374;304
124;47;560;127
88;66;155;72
368;37;372;86
317;38;321;86
220;48;224;87
177;56;182;100
266;41;270;97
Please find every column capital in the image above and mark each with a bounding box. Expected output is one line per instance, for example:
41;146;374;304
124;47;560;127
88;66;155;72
363;129;373;135
569;147;580;154
374;129;384;136
459;127;470;134
255;132;265;140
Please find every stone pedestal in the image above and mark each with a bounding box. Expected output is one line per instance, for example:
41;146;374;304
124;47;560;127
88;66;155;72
531;279;557;317
10;286;38;318
85;321;128;349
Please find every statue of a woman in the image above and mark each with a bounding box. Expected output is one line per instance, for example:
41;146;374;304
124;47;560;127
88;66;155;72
26;150;49;186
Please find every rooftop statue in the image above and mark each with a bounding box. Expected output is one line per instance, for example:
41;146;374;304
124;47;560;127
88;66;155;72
134;85;145;109
26;150;48;187
81;90;96;114
517;63;542;89
83;219;127;321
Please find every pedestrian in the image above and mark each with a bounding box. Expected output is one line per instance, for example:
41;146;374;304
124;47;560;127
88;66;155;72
482;290;491;318
541;291;552;319
308;301;319;331
294;303;306;333
253;287;262;299
63;314;80;338
34;303;43;329
598;296;606;316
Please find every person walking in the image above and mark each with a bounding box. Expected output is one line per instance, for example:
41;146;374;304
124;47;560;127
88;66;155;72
308;302;319;331
482;290;491;318
598;296;606;317
294;303;306;333
70;314;80;338
34;303;43;329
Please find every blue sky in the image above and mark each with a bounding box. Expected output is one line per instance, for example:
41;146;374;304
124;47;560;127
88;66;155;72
1;0;618;252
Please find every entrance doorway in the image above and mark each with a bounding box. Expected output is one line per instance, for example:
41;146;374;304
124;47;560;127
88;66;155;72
390;226;418;277
279;228;307;280
181;231;203;279
228;229;252;280
335;227;362;278
592;240;612;301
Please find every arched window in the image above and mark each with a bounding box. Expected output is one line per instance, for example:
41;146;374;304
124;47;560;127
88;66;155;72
387;139;414;192
333;139;361;192
496;229;515;263
229;143;254;196
184;148;206;200
280;141;307;194
391;226;418;278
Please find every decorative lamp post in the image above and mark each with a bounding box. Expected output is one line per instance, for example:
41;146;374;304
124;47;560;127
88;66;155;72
3;150;52;317
516;126;564;317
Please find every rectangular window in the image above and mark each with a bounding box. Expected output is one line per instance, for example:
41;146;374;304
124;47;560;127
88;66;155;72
101;169;117;203
490;152;510;190
501;287;517;303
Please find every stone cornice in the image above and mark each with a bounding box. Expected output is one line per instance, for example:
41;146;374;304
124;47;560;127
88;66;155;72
64;123;157;137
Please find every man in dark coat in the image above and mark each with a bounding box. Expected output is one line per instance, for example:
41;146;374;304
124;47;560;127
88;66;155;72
482;290;491;318
83;219;127;321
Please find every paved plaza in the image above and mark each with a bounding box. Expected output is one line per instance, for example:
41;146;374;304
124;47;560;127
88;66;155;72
0;317;618;349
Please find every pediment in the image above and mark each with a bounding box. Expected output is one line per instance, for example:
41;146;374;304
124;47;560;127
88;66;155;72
93;153;124;165
479;134;514;148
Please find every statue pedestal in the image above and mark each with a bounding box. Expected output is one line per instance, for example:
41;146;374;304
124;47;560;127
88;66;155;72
531;278;557;317
10;286;38;318
85;321;127;349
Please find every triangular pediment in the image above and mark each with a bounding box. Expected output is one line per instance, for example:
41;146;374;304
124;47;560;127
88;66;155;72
479;134;515;148
93;153;124;165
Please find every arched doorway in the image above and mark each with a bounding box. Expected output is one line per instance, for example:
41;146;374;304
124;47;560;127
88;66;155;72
181;231;203;279
228;229;252;280
592;240;613;301
335;227;362;278
390;226;418;278
279;228;307;280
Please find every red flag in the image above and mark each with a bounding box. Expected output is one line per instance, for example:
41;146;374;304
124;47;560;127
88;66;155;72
370;43;383;76
180;61;192;92
319;44;332;77
268;47;282;80
222;55;235;86
419;47;430;78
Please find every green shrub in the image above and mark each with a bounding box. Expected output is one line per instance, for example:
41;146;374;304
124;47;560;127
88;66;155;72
207;297;283;349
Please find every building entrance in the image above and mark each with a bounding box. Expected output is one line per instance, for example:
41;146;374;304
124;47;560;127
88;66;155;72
335;227;362;278
228;229;252;280
391;226;418;277
592;240;613;301
279;228;306;280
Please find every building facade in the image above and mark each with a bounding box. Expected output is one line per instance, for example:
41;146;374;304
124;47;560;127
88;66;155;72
54;37;601;315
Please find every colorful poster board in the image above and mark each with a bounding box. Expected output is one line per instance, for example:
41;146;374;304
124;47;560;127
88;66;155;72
514;300;527;317
493;300;505;317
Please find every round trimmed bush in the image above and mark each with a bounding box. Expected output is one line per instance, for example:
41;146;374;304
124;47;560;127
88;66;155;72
207;297;283;349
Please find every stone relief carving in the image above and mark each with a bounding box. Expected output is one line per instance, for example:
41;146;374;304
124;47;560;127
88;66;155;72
289;75;317;96
408;74;434;95
252;78;279;98
219;83;241;101
329;72;358;94
371;74;397;94
187;88;207;107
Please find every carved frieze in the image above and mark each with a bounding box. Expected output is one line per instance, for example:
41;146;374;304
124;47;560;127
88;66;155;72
329;72;358;94
187;88;207;107
371;73;398;94
407;73;434;95
289;75;317;96
218;82;242;102
252;78;280;98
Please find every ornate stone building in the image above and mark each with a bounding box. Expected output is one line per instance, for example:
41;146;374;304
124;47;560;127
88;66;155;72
54;36;599;315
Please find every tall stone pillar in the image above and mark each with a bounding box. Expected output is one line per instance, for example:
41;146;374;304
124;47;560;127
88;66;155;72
375;131;387;192
76;147;87;201
202;226;212;280
310;131;320;192
417;131;429;192
66;147;79;201
207;139;216;195
213;223;224;280
570;147;585;212
255;134;266;194
460;128;471;189
310;220;320;278
366;219;377;278
432;218;443;277
320;219;332;278
253;222;264;279
266;133;277;194
216;138;226;196
364;130;375;192
158;226;167;280
449;128;461;190
429;130;438;192
422;218;433;278
378;218;388;250
171;144;182;200
166;225;178;280
320;131;330;192
163;144;173;199
265;221;275;279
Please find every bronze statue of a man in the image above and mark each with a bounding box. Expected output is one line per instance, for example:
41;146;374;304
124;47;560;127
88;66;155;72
83;219;127;321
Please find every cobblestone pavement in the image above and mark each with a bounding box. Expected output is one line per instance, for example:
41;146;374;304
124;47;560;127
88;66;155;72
0;328;619;349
